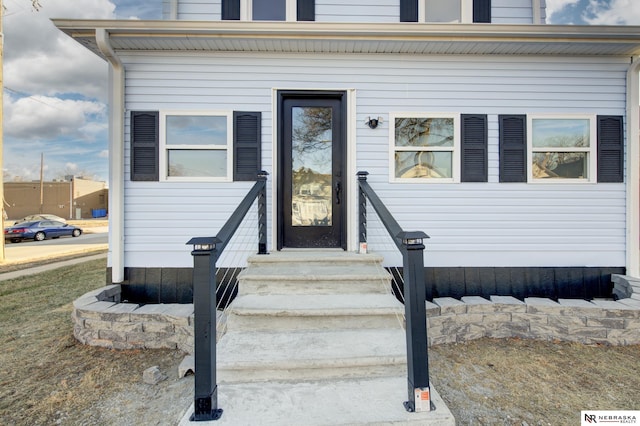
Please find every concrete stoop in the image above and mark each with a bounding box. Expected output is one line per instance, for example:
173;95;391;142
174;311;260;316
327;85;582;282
179;251;455;425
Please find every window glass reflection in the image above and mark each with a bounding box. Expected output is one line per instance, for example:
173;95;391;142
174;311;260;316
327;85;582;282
168;150;227;177
291;107;332;227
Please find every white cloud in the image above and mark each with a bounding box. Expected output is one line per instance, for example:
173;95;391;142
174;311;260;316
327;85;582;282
546;0;582;20
4;94;107;141
3;0;115;100
98;150;109;158
583;0;640;25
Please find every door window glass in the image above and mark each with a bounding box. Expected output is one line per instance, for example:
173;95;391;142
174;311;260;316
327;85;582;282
291;106;333;227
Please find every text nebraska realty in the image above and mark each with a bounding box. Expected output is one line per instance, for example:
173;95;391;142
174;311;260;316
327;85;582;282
585;413;637;424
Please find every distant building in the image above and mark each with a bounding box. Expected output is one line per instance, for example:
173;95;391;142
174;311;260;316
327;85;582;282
4;177;108;220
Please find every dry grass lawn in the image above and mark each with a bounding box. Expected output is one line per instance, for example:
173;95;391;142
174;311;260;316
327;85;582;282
0;257;638;425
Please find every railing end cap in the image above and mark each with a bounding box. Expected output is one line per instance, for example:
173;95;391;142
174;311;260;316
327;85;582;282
186;236;220;246
396;231;430;243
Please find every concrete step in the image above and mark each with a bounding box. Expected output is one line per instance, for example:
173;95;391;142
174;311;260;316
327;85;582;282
217;328;407;383
179;377;455;426
226;294;406;331
238;253;392;296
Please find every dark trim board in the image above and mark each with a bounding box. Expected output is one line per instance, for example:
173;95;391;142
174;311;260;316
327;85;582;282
388;266;623;302
109;266;623;305
106;267;240;306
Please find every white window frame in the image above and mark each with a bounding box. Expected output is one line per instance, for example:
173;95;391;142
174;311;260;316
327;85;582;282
419;0;472;23
241;0;296;21
159;110;233;182
389;112;461;184
527;114;597;184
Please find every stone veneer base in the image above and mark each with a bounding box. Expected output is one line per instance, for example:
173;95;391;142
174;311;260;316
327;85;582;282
72;274;640;353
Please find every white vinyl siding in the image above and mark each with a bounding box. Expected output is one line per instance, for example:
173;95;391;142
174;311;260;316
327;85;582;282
164;0;221;20
316;0;399;22
121;52;627;268
492;0;536;24
165;0;543;23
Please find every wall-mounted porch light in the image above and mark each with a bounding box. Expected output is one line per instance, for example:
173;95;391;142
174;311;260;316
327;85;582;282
366;116;383;129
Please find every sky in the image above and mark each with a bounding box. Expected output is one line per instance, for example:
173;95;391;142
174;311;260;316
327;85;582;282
2;0;640;183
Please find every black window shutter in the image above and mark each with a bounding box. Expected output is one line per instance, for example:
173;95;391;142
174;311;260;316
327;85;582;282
130;111;159;182
597;115;624;183
222;0;241;20
234;111;262;181
297;0;315;21
499;115;527;182
400;0;418;22
461;114;488;182
473;0;491;23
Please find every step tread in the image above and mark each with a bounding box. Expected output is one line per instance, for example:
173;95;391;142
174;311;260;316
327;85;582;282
247;251;384;264
229;294;405;316
218;328;406;369
237;262;391;281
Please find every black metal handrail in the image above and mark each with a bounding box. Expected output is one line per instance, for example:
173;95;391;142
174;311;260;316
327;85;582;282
357;171;432;413
186;170;268;422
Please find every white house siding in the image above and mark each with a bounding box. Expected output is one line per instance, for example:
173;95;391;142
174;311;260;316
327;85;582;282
165;0;541;23
492;0;534;24
316;0;400;22
120;52;628;269
163;0;221;20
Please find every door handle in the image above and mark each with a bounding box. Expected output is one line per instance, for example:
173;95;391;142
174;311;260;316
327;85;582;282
335;182;341;205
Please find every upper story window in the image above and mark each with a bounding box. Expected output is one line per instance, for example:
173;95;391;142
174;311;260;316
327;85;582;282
252;0;286;20
528;115;596;183
222;0;314;21
160;111;233;181
390;113;460;182
401;0;489;23
425;0;462;22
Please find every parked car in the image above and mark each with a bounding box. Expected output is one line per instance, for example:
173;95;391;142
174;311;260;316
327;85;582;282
14;214;67;225
4;220;82;243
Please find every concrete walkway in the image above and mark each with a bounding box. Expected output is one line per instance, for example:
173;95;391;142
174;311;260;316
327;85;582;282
0;252;107;281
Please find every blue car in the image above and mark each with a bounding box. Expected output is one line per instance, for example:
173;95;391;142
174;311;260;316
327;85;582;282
4;220;83;243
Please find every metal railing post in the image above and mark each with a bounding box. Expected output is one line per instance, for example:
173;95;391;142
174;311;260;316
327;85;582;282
357;171;369;250
187;237;223;422
257;170;268;255
399;231;430;413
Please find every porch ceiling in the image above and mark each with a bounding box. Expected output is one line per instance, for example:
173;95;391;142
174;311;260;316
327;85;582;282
53;20;640;58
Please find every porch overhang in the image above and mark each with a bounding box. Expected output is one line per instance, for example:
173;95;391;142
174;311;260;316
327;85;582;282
53;20;640;58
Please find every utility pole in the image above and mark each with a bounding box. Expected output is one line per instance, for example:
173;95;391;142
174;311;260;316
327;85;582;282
1;0;6;261
39;153;44;213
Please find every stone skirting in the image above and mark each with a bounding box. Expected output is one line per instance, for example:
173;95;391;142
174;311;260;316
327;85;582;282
73;275;640;352
72;285;196;353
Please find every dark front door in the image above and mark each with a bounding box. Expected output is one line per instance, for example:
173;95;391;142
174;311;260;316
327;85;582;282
279;92;346;249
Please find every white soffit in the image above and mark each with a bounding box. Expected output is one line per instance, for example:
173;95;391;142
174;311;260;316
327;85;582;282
53;20;640;58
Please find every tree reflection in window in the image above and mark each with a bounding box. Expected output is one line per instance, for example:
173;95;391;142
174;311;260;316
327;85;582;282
531;118;591;180
394;117;454;179
291;107;333;226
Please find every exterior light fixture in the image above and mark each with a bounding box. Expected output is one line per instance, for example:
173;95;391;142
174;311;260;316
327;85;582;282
187;237;217;253
366;116;383;129
398;231;430;248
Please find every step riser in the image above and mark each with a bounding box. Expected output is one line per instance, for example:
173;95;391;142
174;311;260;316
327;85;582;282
227;313;404;331
238;280;391;295
219;363;407;384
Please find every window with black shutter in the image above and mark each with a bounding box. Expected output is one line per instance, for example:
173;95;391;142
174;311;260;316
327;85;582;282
473;0;491;23
499;115;527;182
234;112;262;181
461;114;488;182
221;0;241;20
597;115;624;183
400;0;418;22
130;111;159;182
297;0;315;21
